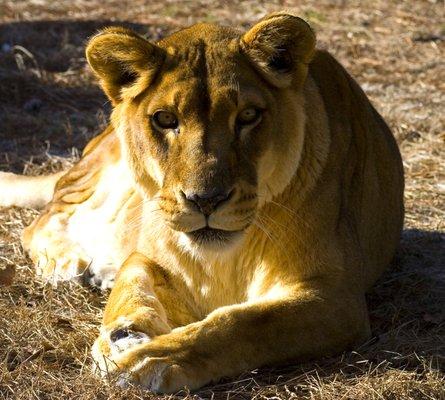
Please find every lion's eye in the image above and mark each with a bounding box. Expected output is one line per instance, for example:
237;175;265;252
152;110;179;130
236;108;261;127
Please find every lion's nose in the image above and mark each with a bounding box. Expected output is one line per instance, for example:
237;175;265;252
183;188;233;216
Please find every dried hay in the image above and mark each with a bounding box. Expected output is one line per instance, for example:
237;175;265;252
0;1;443;399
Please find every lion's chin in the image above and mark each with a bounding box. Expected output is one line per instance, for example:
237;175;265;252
178;227;245;257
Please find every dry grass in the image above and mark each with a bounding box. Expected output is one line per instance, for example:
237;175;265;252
0;0;444;398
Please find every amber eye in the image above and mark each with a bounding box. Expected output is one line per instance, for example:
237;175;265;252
152;110;179;130
236;108;261;127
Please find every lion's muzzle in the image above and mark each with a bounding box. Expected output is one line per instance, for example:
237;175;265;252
181;187;234;216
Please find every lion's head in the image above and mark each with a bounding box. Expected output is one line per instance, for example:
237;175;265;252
86;13;315;252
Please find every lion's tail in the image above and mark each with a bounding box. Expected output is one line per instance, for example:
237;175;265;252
0;171;65;209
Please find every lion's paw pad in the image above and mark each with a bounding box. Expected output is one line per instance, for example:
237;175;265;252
110;328;150;352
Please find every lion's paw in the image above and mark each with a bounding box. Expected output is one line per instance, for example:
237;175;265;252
116;358;188;394
92;321;151;375
92;324;192;393
84;262;119;290
34;245;91;285
110;328;151;353
31;238;119;289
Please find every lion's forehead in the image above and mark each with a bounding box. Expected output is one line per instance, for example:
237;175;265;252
147;56;267;124
145;29;269;120
158;22;240;53
163;43;241;86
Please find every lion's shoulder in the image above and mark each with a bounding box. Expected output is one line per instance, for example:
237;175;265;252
52;127;121;205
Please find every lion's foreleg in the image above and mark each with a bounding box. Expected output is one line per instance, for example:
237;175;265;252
92;252;198;375
105;284;371;393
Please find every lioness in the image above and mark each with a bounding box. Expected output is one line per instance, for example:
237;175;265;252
0;13;404;393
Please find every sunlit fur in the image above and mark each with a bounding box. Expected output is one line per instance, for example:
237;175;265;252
6;13;404;393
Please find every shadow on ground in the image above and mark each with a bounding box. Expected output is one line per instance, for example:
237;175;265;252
0;19;165;172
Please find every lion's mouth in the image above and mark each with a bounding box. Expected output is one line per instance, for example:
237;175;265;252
186;227;240;245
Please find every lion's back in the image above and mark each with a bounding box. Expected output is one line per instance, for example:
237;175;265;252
309;50;404;289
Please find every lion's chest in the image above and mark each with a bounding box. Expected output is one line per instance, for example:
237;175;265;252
143;226;292;316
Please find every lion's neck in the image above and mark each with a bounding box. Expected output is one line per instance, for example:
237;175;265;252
278;75;331;209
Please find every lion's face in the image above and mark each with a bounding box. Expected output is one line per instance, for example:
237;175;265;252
86;15;315;252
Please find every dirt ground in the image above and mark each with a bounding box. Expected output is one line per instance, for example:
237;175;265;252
0;0;444;399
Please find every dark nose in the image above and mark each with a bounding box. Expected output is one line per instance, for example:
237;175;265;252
183;188;233;216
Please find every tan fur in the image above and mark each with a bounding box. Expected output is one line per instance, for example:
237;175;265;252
0;171;64;209
4;13;404;393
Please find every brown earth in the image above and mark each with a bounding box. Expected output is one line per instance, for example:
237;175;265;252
0;1;443;399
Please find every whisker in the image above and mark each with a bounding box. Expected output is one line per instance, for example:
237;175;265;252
124;199;163;226
256;196;312;230
254;216;293;266
122;208;163;233
258;213;302;239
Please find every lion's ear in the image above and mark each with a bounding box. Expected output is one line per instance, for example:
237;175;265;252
86;27;164;103
241;13;315;88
